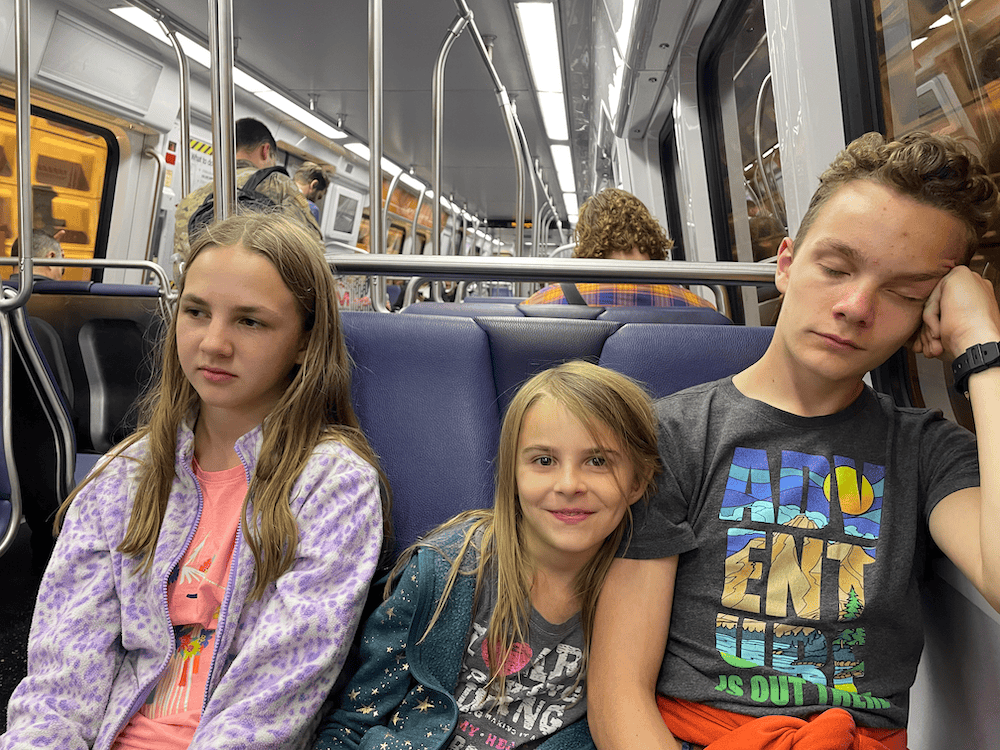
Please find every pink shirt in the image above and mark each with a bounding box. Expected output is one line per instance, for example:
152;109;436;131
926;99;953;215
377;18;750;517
112;461;246;750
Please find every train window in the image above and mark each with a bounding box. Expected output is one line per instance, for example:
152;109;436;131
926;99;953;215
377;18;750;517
869;0;1000;426
701;0;787;268
658;114;686;260
0;100;115;281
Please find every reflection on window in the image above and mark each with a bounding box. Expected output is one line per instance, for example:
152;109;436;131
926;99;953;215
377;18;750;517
874;0;1000;262
0;103;110;281
710;0;787;266
873;0;1000;426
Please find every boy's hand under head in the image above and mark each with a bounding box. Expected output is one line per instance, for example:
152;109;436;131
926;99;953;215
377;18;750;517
913;266;1000;361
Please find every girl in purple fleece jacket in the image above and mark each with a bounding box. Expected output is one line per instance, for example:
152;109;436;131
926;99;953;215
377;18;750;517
1;213;388;750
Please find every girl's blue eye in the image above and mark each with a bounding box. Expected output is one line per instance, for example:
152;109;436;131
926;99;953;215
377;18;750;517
587;455;608;467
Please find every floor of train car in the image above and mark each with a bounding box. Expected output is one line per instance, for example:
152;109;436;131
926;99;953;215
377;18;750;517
0;522;42;728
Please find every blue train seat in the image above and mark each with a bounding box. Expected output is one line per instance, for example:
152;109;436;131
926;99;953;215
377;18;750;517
339;313;772;555
341;313;501;554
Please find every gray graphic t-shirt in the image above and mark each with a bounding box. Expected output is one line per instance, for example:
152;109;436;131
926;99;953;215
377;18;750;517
446;577;587;750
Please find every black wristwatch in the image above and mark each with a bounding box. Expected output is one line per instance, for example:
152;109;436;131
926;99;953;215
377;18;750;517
952;342;1000;395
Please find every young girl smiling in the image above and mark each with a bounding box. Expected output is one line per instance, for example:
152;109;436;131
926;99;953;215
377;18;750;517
314;360;660;750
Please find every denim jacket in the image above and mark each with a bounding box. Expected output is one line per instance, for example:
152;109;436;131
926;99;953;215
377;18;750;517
313;523;596;750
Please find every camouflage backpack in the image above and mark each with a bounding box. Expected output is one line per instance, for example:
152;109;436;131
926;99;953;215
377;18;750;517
188;165;288;239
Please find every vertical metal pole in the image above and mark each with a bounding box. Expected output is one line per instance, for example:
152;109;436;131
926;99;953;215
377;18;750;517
497;90;525;257
208;0;236;219
369;0;385;257
432;14;470;257
409;187;426;254
511;108;538;256
8;0;33;308
156;16;192;197
370;169;401;311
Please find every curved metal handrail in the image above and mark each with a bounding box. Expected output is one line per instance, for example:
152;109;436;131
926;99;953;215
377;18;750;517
0;258;174;299
0;294;22;558
143;147;167;266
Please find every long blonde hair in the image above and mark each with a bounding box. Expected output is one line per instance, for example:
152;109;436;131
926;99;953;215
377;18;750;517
57;213;391;600
391;361;661;697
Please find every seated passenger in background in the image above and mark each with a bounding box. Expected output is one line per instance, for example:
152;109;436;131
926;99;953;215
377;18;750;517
294;161;330;223
1;214;388;750
9;232;65;282
524;188;714;309
587;131;1000;750
313;361;661;750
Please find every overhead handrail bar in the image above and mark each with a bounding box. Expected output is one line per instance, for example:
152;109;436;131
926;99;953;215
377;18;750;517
143;147;167;267
7;0;33;312
208;0;236;220
452;0;526;257
432;13;470;258
327;255;777;287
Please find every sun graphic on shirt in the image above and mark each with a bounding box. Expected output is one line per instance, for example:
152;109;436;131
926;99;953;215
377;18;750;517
823;466;875;515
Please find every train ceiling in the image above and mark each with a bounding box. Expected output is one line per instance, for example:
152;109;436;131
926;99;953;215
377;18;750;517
142;0;601;225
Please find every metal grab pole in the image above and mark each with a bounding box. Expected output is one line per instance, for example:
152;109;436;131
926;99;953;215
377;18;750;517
208;0;236;220
369;0;384;258
154;13;192;197
511;110;538;256
142;147;166;264
369;168;402;312
451;0;526;256
409;187;426;254
6;0;33;311
432;13;470;258
498;90;525;256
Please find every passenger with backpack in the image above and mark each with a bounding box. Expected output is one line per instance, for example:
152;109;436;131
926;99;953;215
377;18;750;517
172;118;321;261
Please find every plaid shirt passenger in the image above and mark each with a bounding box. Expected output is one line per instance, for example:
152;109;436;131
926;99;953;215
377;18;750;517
524;283;715;308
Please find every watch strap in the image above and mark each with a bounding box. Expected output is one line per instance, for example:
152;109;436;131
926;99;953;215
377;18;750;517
952;341;1000;394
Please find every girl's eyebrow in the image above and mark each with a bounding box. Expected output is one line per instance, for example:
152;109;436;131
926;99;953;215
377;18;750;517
181;293;277;316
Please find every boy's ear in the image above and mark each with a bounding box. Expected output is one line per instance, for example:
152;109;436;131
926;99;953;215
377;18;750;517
775;237;794;294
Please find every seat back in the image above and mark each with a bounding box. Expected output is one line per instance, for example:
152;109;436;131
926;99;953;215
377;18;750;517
342;313;501;554
341;313;772;557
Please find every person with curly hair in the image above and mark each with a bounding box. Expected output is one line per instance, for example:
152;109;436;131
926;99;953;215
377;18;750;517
588;131;1000;750
524;188;715;309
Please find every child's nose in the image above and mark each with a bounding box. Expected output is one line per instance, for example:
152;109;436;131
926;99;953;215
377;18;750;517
555;464;584;495
200;320;233;355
